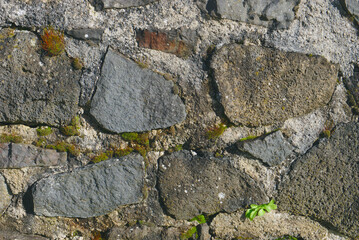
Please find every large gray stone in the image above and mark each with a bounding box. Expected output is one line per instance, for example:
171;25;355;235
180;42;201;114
157;151;268;220
278;122;359;238
90;49;186;133
101;0;158;9
0;29;81;126
0;143;67;169
211;44;338;127
0;231;49;240
237;131;293;166
0;174;11;214
344;0;359;22
32;154;144;218
207;0;300;29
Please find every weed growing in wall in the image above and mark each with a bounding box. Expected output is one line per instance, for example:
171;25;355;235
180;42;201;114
245;199;277;221
40;26;65;56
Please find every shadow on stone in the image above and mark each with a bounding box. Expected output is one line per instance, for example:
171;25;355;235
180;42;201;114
23;186;34;214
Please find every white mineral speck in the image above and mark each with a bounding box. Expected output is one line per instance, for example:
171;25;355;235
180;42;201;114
84;34;89;38
218;192;225;200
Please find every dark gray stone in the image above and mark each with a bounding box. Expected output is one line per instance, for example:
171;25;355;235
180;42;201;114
344;0;359;22
211;44;338;127
32;154;144;218
101;0;158;9
237;131;293;166
90;49;186;133
0;174;11;214
0;29;81;126
66;28;104;42
201;0;300;29
157;151;268;220
0;231;49;240
0;143;67;169
278;122;359;238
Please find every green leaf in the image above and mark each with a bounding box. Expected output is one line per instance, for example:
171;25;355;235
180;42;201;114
250;204;258;208
190;214;206;224
257;208;265;217
249;208;259;220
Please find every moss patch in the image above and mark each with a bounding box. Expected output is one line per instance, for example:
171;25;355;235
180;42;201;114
36;126;53;136
91;146;134;163
206;123;227;139
60;116;80;136
46;142;80;156
0;133;23;143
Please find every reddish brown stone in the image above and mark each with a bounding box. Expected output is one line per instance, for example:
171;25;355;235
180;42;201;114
136;29;194;58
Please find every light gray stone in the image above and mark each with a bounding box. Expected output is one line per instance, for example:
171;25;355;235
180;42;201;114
344;0;359;22
214;0;300;29
101;0;158;9
0;143;67;169
157;151;268;220
32;154;144;218
211;44;338;127
0;174;11;214
0;29;81;126
278;122;359;238
90;49;186;133
237;131;293;166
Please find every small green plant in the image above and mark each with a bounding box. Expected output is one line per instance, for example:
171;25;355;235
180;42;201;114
91;146;134;163
36;126;52;136
206;123;227;140
60;116;80;136
275;236;298;240
180;226;198;240
46;142;80;156
35;137;47;148
71;57;84;70
0;133;23;143
245;199;277;221
239;135;258;141
190;214;207;224
40;26;65;56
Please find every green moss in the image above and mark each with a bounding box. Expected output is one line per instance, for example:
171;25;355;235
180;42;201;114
190;214;206;224
121;132;139;141
92;146;134;163
206;123;227;140
239;135;258;141
36;126;53;136
60;116;80;136
275;236;298;240
92;152;109;163
180;226;198;240
0;133;23;143
35;138;47;148
72;57;83;70
46;142;80;156
114;146;134;157
41;26;65;56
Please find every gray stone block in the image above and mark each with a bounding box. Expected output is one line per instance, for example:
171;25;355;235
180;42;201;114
101;0;158;9
211;44;338;127
344;0;359;22
157;151;268;220
66;28;104;42
32;154;144;218
90;49;186;133
278;122;359;238
0;174;11;214
0;143;67;169
238;131;293;166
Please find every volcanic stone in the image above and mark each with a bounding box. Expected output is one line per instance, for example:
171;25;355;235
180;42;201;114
278;122;359;238
90;49;186;133
237;131;293;166
101;0;158;9
157;151;267;220
211;44;338;127
32;154;144;218
0;29;81;126
0;143;67;169
0;174;11;214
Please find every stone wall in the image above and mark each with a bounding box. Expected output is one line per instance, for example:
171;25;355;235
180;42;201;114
0;0;358;239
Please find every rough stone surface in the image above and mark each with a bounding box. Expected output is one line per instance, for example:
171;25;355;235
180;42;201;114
0;174;11;214
213;0;300;29
90;49;186;133
101;0;158;9
136;28;197;58
344;0;359;22
237;131;293;166
66;28;104;42
157;150;268;220
0;143;67;169
0;230;49;240
32;154;144;218
0;29;81;126
278;122;359;238
210;211;347;240
211;44;338;127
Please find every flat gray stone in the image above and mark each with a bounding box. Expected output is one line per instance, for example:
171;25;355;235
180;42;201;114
32;154;144;218
101;0;158;9
157;151;268;220
0;143;67;169
90;49;186;133
237;131;293;166
213;0;300;29
278;122;359;238
0;174;11;214
66;28;104;42
0;231;49;240
211;44;338;127
0;29;81;126
345;0;359;22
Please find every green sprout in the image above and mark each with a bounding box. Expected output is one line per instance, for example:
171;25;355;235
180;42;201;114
245;199;277;221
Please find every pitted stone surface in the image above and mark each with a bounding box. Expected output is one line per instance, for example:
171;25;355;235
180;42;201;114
101;0;158;9
237;131;293;166
32;154;144;218
278;122;359;238
90;49;186;133
211;44;338;127
0;174;11;214
0;143;67;169
0;29;81;126
157;151;268;220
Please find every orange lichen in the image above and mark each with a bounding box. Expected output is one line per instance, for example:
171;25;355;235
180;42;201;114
40;26;65;56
